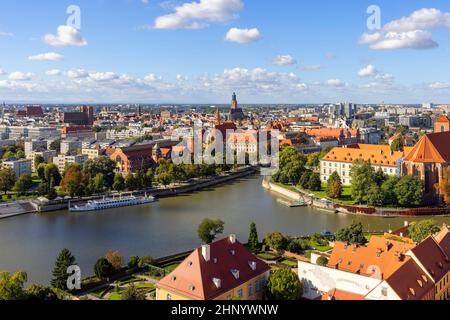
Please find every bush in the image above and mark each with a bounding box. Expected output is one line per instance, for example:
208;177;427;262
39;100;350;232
267;268;303;300
316;256;329;267
94;258;114;279
264;232;289;251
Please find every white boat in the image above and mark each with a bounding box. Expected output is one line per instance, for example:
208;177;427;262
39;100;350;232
69;195;156;212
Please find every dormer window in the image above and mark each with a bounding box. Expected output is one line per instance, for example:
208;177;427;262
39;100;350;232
248;261;257;271
187;261;193;267
212;278;221;289
171;276;177;281
189;285;196;291
230;250;236;256
230;269;240;280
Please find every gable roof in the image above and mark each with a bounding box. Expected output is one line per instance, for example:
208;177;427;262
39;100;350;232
327;236;415;279
385;259;434;300
436;115;450;123
403;132;450;163
157;236;270;300
433;226;450;259
409;236;449;282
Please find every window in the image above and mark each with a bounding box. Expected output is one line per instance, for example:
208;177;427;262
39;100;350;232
166;294;172;300
249;284;254;296
237;289;243;298
381;287;388;297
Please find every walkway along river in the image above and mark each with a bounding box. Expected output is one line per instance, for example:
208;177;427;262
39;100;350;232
0;175;449;284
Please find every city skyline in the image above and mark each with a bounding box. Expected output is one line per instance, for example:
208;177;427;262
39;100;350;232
1;0;450;104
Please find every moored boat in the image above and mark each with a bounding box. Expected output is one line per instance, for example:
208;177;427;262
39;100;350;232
69;194;156;212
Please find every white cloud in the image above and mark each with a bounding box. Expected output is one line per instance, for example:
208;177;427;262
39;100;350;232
326;79;346;87
154;0;243;29
66;68;89;78
28;52;64;61
44;25;87;47
0;31;14;37
429;82;450;90
225;28;261;44
0;68;6;75
358;64;378;77
359;8;450;50
375;73;394;82
46;69;62;76
300;64;322;71
144;73;162;82
325;52;336;60
8;72;34;81
88;72;119;82
273;55;297;66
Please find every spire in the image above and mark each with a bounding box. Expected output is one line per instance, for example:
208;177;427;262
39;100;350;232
215;108;221;126
231;92;238;110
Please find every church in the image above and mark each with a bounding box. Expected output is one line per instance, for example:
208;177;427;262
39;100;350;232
229;92;246;122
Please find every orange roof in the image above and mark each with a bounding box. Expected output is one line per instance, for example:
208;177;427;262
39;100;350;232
436;115;450;123
403;132;450;163
321;289;365;301
305;128;358;139
157;236;270;300
328;236;415;279
321;144;408;167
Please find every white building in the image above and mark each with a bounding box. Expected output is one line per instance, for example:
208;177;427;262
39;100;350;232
2;159;32;177
53;154;88;173
60;140;82;155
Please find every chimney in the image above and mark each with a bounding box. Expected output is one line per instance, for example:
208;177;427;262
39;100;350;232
404;221;409;227
229;234;237;244
202;244;211;262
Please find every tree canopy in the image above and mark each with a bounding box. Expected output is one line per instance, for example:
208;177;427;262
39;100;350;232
266;268;303;300
197;218;225;244
408;220;440;243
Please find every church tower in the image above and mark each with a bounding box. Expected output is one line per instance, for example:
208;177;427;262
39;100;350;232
214;108;221;126
231;92;238;110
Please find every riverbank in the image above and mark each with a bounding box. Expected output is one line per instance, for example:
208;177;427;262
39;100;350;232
262;179;450;217
0;166;256;218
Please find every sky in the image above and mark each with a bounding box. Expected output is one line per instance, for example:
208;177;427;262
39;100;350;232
1;0;450;104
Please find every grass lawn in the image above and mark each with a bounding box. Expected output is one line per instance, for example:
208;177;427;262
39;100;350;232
307;184;355;205
1;194;37;201
162;263;180;272
135;283;156;290
108;292;122;301
257;253;279;261
280;259;298;267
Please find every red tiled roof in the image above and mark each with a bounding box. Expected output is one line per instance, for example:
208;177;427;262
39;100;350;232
403;132;450;163
436;115;450;123
157;236;270;300
321;289;365;300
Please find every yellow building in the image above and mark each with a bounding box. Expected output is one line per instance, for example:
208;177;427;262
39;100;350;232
156;235;271;301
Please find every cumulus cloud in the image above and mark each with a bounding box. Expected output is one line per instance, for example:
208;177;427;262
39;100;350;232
144;73;162;82
225;28;261;44
46;69;62;76
359;8;450;50
326;79;346;87
429;82;450;90
28;52;64;61
358;64;378;77
44;25;87;47
154;0;243;29
88;72;119;82
273;55;297;66
66;68;89;78
9;72;34;81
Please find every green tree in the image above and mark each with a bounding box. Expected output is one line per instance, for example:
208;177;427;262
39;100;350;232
121;284;146;300
335;221;367;245
266;268;303;300
0;168;16;195
127;256;140;271
0;271;28;300
394;176;423;207
94;258;114;279
197;218;225;244
83;157;116;188
299;171;312;189
34;154;45;167
13;174;33;195
44;163;61;186
26;284;56;301
316;256;329;267
327;172;342;199
366;183;383;206
47;186;58;200
308;173;322;191
381;176;400;206
264;232;288;251
156;172;172;188
390;138;404;152
93;173;105;194
408;220;440;243
306;153;321;168
247;222;259;252
113;174;125;192
350;160;375;204
49;140;61;153
125;173;138;191
50;249;76;290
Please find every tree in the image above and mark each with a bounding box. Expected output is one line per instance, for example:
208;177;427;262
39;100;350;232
94;258;114;279
105;250;123;270
83;157;116;188
127;256;140;271
335;221;367;245
156;172;172;188
197;218;225;244
125;173;138;191
0;168;16;195
381;176;400;206
306;153;321;168
366;183;383;206
121;284;146;301
0;271;28;300
60;164;84;195
37;163;47;181
390;138;404;152
350;160;375;204
34;155;45;167
266;268;303;300
49;140;61;153
264;232;288;251
247;222;259;252
26;284;57;301
93;173;105;194
47;186;58;200
408;220;440;243
138;256;155;269
13;174;33;195
51;248;76;290
44;163;61;186
394;175;423;207
299;171;312;189
308;173;322;191
327;172;342;199
316;256;329;267
110;175;123;193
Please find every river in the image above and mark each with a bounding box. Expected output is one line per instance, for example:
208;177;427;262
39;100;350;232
0;175;449;284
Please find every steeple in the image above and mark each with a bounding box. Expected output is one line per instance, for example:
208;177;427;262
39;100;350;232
231;92;238;110
214;108;221;126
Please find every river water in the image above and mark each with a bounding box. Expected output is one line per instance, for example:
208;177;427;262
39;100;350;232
0;175;449;284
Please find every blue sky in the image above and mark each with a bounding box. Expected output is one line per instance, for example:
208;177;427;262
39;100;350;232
1;0;450;104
